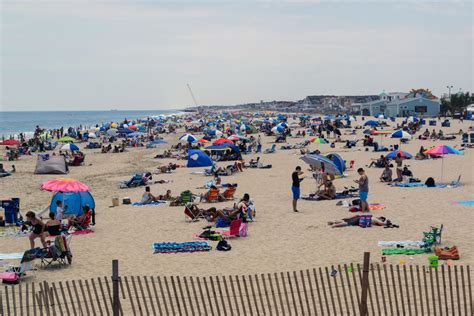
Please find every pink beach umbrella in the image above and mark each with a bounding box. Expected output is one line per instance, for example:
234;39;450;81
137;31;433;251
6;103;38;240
424;145;462;183
41;178;90;192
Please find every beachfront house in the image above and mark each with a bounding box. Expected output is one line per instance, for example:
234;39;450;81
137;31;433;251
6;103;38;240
359;100;387;116
384;97;440;117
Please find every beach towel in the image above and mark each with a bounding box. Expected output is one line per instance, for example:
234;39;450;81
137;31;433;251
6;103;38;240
0;228;28;238
378;241;425;247
369;204;386;211
382;248;432;255
0;252;24;260
70;229;95;236
132;200;167;207
302;193;351;201
153;241;211;254
454;200;474;206
391;183;452;188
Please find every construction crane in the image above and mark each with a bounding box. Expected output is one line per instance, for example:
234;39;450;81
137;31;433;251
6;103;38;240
187;84;199;107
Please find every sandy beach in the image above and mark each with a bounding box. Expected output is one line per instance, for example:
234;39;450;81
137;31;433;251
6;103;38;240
0;116;472;285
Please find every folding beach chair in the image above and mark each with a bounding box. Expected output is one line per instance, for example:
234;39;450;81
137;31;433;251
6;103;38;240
38;235;73;268
1;249;38;283
221;186;237;200
202;188;220;203
264;144;276;154
184;203;204;222
180;190;195;205
70;210;92;231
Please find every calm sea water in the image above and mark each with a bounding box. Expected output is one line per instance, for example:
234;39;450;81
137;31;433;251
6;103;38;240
0;110;179;137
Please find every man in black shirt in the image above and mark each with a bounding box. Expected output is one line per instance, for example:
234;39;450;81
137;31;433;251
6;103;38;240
292;166;305;212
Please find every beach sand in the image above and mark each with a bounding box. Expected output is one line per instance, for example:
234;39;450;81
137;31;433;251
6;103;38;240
0;117;473;283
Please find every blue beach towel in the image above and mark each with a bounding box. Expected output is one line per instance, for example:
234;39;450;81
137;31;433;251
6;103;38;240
153;241;211;253
132;201;166;206
454;200;474;206
391;183;449;188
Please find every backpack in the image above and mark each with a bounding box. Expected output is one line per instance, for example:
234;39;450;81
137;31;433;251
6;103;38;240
425;177;435;187
216;240;231;251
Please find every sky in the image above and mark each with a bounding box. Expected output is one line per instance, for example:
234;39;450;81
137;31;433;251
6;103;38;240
1;0;472;111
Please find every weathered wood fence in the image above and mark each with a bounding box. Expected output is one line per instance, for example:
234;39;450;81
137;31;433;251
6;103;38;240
1;257;472;315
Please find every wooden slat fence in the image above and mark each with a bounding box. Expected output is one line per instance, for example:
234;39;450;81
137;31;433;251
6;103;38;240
0;263;472;315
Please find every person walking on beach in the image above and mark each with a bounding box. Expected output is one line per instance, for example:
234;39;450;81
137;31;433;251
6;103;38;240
292;166;305;212
355;168;369;212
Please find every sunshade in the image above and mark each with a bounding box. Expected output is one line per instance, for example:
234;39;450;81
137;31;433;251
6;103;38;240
300;154;342;175
386;150;413;159
198;138;210;144
0;139;20;145
179;133;198;143
424;145;462;183
41;178;90;192
58;136;75;142
60;143;79;151
310;137;328;144
364;120;379;126
391;130;412;139
213;138;233;145
106;128;118;136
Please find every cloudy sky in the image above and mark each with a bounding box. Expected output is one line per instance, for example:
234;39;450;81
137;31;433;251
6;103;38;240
1;0;472;111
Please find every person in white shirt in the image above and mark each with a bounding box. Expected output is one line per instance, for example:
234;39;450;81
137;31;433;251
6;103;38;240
55;200;64;221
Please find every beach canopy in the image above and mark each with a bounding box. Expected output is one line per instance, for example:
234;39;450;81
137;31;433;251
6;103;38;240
391;130;412;139
149;139;167;145
207;129;223;137
106;128;118;136
35;156;68;174
0;139;20;145
50;191;95;216
88;133;97;139
60;143;79;152
386;150;413;159
300;154;342;175
41;178;90;192
272;125;285;134
187;149;213;168
58;136;75;143
364;120;379;127
180;133;198;143
326;153;346;174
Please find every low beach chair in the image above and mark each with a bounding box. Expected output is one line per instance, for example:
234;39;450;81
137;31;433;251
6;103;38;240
264;144;276;154
201;188;220;203
39;235;73;268
184;204;203;222
180;190;195;205
1;249;38;283
71;210;92;231
221;186;237;200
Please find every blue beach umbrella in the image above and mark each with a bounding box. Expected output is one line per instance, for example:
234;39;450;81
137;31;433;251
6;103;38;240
364;120;379;127
179;133;198;143
187;149;213;168
390;130;412;139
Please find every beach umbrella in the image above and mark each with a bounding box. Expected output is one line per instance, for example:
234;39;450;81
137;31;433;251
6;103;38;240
106;128;118;136
227;134;247;141
179;133;198;143
272;125;285;134
375;114;385;119
300;154;342;175
239;124;248;132
310;137;328;144
60;143;79;152
41;178;90;192
390;130;412;140
278;122;288;128
207;129;223;137
198;138;210;144
213;138;233;145
150;139;168;145
39;132;52;141
58;136;75;143
424;145;462;183
0;139;20;145
128;132;146;138
386;150;413;159
364;120;379;127
88;133;97;139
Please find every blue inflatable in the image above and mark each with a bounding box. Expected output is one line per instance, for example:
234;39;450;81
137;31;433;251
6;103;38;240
50;191;95;216
187;150;213;168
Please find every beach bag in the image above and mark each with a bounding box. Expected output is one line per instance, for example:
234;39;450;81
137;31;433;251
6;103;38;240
0;272;19;284
239;222;248;237
349;206;360;212
352;199;361;206
359;215;372;228
425;177;435;187
216;240;231;251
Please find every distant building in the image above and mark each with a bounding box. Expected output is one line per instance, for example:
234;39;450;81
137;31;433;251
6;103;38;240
360;100;387;116
384;97;440;117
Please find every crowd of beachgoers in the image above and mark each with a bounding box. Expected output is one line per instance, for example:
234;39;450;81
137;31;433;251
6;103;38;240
0;111;473;284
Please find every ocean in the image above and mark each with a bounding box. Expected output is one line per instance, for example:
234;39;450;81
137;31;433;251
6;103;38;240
0;110;180;137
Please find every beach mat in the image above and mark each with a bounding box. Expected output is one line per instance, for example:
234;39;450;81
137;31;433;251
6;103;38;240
369;204;386;210
391;183;452;188
153;241;211;254
454;200;474;206
0;252;24;260
132;201;167;207
382;248;432;255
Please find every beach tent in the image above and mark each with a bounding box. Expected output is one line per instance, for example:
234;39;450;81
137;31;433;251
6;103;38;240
34;156;69;174
50;191;95;216
325;153;346;174
187;149;213;168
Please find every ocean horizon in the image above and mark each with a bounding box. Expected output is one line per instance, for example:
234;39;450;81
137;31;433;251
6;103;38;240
0;109;181;137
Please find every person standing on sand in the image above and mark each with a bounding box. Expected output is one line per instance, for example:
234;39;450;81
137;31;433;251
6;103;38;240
292;166;305;212
355;168;369;212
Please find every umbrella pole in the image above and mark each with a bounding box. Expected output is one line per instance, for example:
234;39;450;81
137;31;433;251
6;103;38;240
441;157;444;184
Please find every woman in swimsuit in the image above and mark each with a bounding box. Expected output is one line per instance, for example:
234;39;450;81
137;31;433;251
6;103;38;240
25;211;47;249
45;212;61;236
395;154;403;182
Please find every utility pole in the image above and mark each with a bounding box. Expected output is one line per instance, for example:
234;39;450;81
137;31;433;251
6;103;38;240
446;85;453;99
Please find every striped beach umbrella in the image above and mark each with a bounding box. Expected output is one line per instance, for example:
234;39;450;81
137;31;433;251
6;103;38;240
179;134;198;143
391;130;412;139
424;145;462;183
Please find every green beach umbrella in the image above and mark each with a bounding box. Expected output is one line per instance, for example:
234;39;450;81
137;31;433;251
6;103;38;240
58;136;76;143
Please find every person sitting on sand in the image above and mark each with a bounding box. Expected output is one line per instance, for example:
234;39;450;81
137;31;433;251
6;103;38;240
157;190;174;201
368;155;387;168
415;146;427;160
45;212;62;236
327;216;389;228
25;211;47;249
380;165;393;182
141;186;158;204
317;181;336;200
